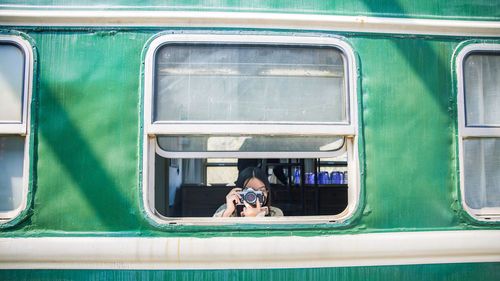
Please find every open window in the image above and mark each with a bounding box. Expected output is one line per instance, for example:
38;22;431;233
456;43;500;221
142;34;359;225
0;35;33;224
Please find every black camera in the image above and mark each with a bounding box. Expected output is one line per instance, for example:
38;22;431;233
236;188;264;206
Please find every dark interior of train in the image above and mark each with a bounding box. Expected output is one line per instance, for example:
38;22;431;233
154;156;348;217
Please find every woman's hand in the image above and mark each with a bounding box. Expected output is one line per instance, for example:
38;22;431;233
241;198;265;217
222;188;242;217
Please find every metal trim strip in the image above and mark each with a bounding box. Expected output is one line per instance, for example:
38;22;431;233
0;10;499;37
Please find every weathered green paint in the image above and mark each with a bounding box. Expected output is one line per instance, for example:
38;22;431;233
0;28;498;236
1;0;499;21
356;36;457;229
29;31;149;233
0;0;499;237
2;262;500;281
0;1;499;280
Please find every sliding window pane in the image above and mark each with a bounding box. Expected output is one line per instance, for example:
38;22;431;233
0;44;24;122
157;136;344;152
464;54;500;126
463;138;500;209
0;136;24;212
154;44;346;123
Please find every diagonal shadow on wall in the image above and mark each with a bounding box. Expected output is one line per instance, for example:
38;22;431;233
35;82;139;231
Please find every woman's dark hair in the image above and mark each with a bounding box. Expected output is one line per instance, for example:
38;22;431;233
235;166;270;189
234;166;272;210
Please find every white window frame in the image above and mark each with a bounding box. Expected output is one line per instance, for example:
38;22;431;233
154;136;348;159
456;43;500;221
0;35;34;222
142;34;360;226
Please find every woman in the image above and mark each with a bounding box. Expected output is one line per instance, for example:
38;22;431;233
213;167;284;217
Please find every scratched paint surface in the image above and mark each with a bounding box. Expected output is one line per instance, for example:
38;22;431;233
0;28;496;236
0;1;499;279
0;0;499;20
1;263;500;280
0;0;499;236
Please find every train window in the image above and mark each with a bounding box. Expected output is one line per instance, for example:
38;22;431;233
457;43;500;221
0;36;33;223
143;34;359;225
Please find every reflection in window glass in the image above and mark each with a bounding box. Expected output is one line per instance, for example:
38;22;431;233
154;44;346;123
464;54;500;126
464;138;500;210
157;136;345;152
207;166;238;186
0;136;24;212
0;44;24;122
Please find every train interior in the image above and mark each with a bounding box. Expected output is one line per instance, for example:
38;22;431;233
153;155;349;217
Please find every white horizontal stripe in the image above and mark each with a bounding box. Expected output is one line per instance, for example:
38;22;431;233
0;9;499;37
460;127;500;138
0;124;25;135
1;230;499;269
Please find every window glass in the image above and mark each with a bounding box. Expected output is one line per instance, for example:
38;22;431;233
463;138;500;210
464;54;500;126
154;44;346;123
157;136;345;152
0;136;25;212
0;44;24;122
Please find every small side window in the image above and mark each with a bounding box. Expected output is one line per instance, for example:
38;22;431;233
0;43;24;123
457;43;500;221
0;36;33;224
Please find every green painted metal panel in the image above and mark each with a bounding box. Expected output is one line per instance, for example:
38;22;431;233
28;31;149;233
0;0;499;21
353;36;458;229
0;28;496;237
0;4;498;279
1;263;500;281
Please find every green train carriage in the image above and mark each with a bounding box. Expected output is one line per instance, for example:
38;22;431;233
0;0;500;280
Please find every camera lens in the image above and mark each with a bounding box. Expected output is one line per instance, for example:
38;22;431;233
244;192;257;204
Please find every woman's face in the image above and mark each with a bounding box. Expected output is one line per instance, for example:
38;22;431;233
244;177;268;201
